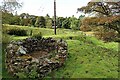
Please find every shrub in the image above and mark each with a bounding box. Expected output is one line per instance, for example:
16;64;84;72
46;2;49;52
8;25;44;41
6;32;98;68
32;32;42;40
80;25;92;32
6;28;28;36
91;26;104;32
94;31;117;42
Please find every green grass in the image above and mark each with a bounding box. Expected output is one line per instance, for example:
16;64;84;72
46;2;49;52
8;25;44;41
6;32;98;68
45;39;118;78
2;25;119;78
0;44;2;79
2;44;14;78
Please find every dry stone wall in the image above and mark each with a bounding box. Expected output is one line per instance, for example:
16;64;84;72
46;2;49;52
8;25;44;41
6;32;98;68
5;37;67;78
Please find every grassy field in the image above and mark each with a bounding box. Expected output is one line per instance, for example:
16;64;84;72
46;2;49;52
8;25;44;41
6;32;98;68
2;25;119;78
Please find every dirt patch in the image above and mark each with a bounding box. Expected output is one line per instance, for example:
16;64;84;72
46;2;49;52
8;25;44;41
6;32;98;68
30;51;48;59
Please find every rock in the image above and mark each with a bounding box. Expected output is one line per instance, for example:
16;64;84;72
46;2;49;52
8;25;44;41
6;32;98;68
14;62;18;66
17;46;27;55
31;58;39;63
7;44;13;49
5;37;68;78
16;58;22;62
17;41;23;45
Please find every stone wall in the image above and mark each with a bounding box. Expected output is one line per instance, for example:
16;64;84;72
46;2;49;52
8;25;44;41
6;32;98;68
5;37;67;78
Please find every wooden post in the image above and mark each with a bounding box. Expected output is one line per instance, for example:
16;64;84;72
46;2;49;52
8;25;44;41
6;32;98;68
54;0;56;35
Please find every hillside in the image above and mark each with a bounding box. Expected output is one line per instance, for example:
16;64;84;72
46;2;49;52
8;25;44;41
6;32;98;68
46;40;118;78
2;25;118;78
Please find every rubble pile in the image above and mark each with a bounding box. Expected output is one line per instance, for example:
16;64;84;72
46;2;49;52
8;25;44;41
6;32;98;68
5;37;67;78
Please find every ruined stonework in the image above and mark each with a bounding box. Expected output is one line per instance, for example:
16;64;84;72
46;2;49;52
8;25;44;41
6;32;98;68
5;37;67;78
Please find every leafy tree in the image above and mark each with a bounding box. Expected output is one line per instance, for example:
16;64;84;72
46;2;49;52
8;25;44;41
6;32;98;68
80;17;93;31
78;15;85;19
62;17;71;29
35;16;46;28
39;16;46;28
78;15;85;30
19;13;26;19
77;1;120;16
70;15;79;30
29;16;37;27
35;17;40;27
19;13;32;26
57;17;65;28
45;14;52;28
10;15;21;25
24;18;30;26
77;1;120;35
2;11;14;24
19;13;30;19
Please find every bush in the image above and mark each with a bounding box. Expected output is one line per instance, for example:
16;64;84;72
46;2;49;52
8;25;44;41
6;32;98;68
6;28;28;36
32;32;42;40
80;25;92;32
91;26;104;32
94;31;117;42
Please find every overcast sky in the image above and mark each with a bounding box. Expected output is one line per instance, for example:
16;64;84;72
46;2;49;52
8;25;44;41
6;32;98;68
1;0;119;17
17;0;91;17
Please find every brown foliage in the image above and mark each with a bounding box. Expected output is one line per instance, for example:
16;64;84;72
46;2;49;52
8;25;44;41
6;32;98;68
80;16;120;34
94;31;118;42
80;25;92;32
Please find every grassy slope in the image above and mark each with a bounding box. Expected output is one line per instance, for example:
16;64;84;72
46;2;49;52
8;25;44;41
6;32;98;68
2;25;118;78
46;40;118;78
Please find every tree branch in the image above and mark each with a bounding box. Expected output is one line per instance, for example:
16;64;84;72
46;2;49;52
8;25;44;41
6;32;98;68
92;9;108;16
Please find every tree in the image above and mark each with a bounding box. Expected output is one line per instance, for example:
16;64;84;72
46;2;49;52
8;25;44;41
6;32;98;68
10;15;21;25
29;16;37;27
1;0;23;13
57;17;65;28
80;17;93;31
70;15;79;30
45;14;52;28
78;15;85;30
35;16;46;28
1;0;23;25
77;1;120;16
19;13;31;26
77;1;120;35
19;13;30;19
62;17;71;29
2;11;14;24
35;17;40;27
